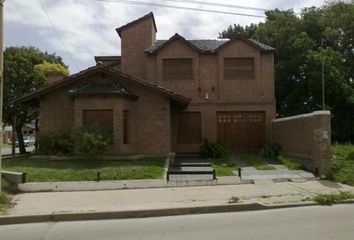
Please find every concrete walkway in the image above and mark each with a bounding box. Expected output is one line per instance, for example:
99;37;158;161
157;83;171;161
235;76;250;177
4;180;354;218
232;154;316;181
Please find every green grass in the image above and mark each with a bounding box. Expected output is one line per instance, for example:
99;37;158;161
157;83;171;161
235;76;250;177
331;144;354;186
241;154;275;170
0;192;12;214
209;157;239;176
2;156;166;182
313;191;354;205
276;155;304;170
228;196;240;204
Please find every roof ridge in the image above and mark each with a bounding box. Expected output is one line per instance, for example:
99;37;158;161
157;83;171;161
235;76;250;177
115;12;157;37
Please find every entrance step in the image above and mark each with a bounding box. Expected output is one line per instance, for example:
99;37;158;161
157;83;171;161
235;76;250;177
168;154;215;182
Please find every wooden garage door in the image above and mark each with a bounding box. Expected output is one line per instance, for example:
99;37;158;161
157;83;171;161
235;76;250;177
217;111;265;151
177;112;201;144
83;110;113;135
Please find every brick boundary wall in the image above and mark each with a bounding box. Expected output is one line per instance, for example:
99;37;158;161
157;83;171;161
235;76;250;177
271;111;331;175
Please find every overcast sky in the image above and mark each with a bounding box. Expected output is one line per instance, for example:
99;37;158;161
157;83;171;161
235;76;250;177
4;0;327;73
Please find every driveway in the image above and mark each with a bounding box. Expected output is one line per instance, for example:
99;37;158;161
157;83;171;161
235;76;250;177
232;154;316;181
1;146;35;156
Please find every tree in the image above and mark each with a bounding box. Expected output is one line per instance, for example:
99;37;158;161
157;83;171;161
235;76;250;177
219;1;354;142
3;46;68;154
218;23;258;39
33;61;69;84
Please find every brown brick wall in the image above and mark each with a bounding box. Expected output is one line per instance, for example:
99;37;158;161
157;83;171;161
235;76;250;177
120;17;156;79
40;87;75;134
272;111;331;175
40;73;171;154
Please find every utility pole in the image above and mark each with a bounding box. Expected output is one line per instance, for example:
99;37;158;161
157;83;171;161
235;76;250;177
0;0;4;194
322;60;325;110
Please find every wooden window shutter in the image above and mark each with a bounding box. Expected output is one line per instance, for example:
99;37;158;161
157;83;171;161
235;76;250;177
82;110;113;135
177;112;201;144
123;110;128;144
163;58;193;80
224;58;255;80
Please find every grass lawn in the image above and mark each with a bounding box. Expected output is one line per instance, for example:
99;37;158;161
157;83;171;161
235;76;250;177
241;154;275;170
331;143;354;186
209;157;239;176
276;155;304;170
2;156;166;182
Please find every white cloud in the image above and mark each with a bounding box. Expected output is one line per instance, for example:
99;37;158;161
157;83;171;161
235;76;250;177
5;0;327;73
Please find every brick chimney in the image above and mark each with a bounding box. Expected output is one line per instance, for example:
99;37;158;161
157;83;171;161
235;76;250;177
46;71;66;84
116;12;157;79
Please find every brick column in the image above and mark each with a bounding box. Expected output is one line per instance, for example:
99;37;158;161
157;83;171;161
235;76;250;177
312;111;331;175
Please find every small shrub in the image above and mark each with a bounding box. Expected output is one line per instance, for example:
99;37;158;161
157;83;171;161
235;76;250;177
0;193;7;205
228;196;240;204
71;124;113;156
38;132;73;155
201;142;230;159
313;191;354;205
260;142;281;158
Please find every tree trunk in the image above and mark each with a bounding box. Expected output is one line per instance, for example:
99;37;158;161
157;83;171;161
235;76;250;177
35;118;39;155
15;122;26;154
11;117;16;156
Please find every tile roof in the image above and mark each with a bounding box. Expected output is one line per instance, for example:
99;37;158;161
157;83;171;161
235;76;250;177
67;80;137;100
145;34;275;54
17;64;190;106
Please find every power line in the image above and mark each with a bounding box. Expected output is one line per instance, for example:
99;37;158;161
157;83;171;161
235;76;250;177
38;0;80;72
162;0;270;12
94;0;266;18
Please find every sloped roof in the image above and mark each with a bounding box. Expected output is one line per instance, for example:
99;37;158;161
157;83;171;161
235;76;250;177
67;80;137;100
17;64;190;106
116;12;157;37
145;34;274;54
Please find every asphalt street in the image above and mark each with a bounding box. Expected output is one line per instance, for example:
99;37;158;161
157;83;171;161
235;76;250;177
0;205;353;240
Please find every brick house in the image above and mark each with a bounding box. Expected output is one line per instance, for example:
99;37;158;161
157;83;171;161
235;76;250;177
19;12;276;154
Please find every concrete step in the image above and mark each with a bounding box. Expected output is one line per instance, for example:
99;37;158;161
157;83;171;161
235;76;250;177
175;153;203;158
168;174;215;181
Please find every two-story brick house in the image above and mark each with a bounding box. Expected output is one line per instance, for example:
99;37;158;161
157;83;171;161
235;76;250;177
19;12;276;154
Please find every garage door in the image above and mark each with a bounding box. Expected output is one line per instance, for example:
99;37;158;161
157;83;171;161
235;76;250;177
217;111;265;151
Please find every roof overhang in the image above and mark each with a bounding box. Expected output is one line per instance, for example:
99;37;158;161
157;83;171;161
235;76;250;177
17;64;190;107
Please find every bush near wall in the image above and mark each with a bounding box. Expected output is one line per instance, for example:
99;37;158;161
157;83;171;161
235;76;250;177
38;125;113;156
200;142;230;159
71;125;113;156
38;132;73;155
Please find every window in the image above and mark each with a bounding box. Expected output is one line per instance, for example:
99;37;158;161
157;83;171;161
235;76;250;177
123;110;128;144
224;57;255;80
177;112;201;144
163;58;193;80
83;110;113;135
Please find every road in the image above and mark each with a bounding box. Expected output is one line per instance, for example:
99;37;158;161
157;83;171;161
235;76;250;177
1;146;34;155
1;205;354;240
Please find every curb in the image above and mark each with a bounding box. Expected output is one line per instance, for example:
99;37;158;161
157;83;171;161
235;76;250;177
1;201;353;226
1;201;347;226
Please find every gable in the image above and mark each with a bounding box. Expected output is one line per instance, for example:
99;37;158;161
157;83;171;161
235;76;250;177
17;65;190;107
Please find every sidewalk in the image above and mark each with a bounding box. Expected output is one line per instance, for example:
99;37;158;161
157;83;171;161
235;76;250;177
1;180;354;224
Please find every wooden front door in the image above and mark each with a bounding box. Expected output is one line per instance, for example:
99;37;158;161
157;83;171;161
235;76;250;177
217;111;265;151
82;110;113;135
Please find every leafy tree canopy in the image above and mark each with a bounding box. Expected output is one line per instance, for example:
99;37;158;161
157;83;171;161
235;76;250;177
3;46;68;153
33;61;69;85
219;1;354;142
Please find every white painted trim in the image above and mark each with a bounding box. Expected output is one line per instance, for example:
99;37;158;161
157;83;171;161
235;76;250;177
272;111;330;123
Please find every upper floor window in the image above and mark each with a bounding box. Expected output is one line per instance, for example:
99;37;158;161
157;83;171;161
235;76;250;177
224;57;255;80
163;58;193;80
